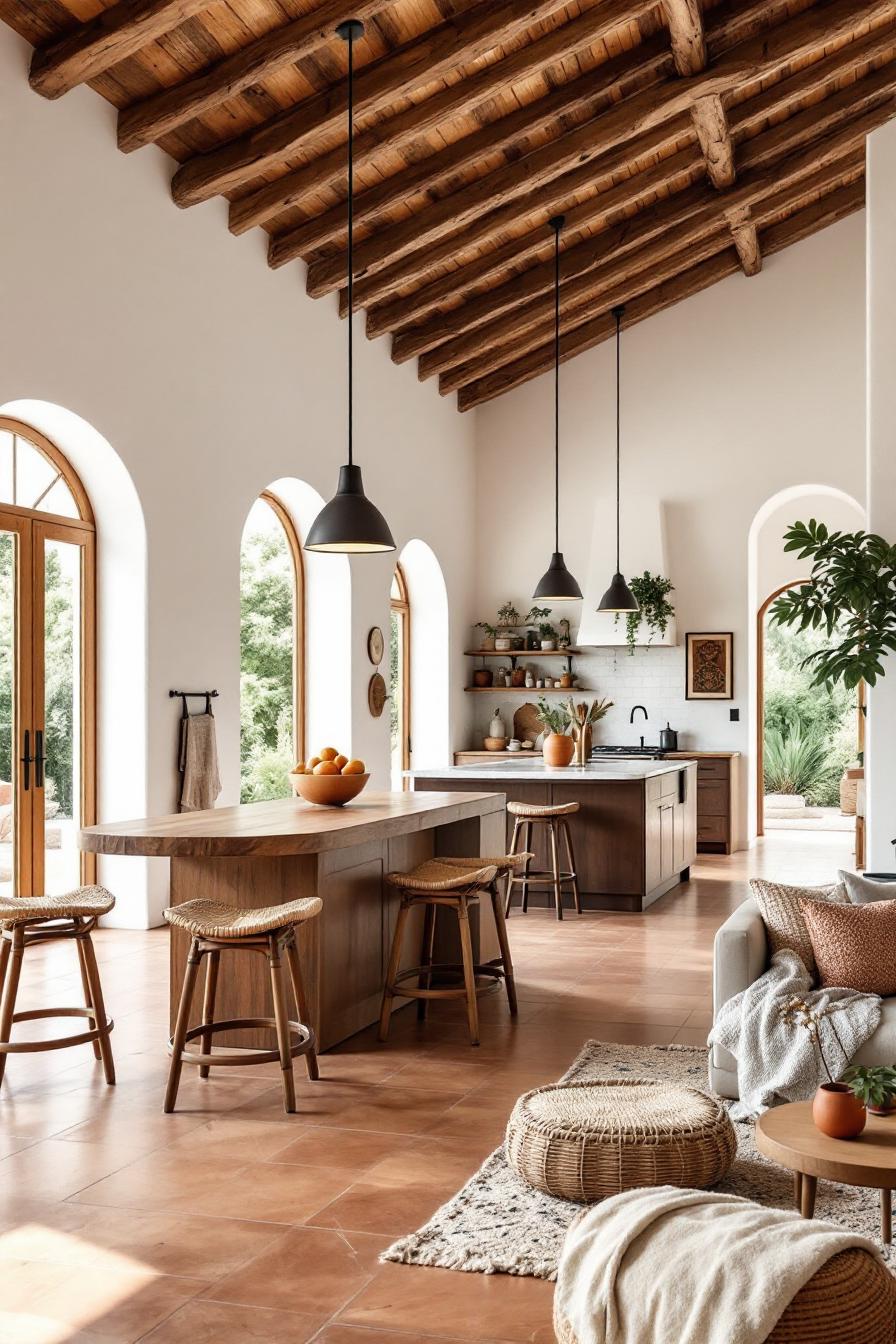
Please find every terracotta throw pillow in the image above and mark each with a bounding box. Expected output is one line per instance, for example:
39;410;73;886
798;895;896;995
750;879;847;979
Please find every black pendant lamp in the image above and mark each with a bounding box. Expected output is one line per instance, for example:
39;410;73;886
305;19;395;554
533;216;582;602
597;305;638;612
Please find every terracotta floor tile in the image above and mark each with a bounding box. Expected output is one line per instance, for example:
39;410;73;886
308;1174;460;1237
140;1298;319;1342
313;1328;497;1343
270;1127;423;1174
0;1139;141;1205
201;1226;390;1321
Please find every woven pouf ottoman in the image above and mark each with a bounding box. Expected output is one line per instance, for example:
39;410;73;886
554;1248;896;1344
505;1079;736;1202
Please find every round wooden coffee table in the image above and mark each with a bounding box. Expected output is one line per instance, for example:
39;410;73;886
756;1100;896;1242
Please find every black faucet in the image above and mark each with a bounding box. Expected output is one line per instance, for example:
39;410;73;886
630;704;648;751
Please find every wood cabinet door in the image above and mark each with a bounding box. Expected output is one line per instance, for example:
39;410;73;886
551;781;644;896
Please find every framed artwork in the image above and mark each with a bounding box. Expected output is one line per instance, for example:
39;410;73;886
685;632;733;700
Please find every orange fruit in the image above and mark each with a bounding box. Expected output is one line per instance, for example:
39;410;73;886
342;759;365;775
334;754;349;769
314;760;340;775
292;762;305;775
319;747;339;762
307;756;321;770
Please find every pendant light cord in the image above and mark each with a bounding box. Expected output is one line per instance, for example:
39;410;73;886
553;224;560;555
614;305;623;574
346;26;355;468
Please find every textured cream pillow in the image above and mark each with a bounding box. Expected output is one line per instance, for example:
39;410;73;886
750;878;847;979
799;895;896;995
838;869;896;905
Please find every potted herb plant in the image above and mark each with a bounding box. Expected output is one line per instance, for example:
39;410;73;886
539;621;558;651
842;1065;896;1116
525;605;551;651
624;572;675;654
475;621;497;651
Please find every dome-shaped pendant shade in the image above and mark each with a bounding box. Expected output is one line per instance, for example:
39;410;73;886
305;463;396;553
597;571;639;613
533;552;582;601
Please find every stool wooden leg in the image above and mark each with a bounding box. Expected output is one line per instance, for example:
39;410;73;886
269;937;297;1115
521;822;533;913
165;939;201;1113
562;821;582;915
0;933;11;1026
75;937;102;1061
285;936;319;1081
505;819;521;916
549;822;563;920
418;902;436;1022
457;897;480;1047
0;927;24;1088
379;900;410;1042
82;929;115;1086
490;884;517;1016
198;950;219;1080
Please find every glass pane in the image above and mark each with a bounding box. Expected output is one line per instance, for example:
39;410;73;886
390;572;401;601
43;538;82;894
16;439;57;511
240;498;295;802
37;477;79;520
0;531;17;897
390;608;405;789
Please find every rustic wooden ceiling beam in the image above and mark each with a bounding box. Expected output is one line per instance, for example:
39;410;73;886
381;60;895;362
425;110;876;389
171;0;582;208
691;94;736;188
456;178;865;410
662;0;707;76
726;205;762;274
266;38;668;268
366;33;895;340
231;0;657;237
29;0;209;98
117;0;397;152
308;0;891;304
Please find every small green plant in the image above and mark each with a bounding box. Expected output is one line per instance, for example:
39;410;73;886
842;1065;896;1110
524;605;552;627
497;601;520;628
624;572;675;653
763;720;831;797
538;621;558;641
475;621;498;639
534;698;572;735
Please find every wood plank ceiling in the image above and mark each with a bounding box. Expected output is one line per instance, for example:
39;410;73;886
4;0;893;409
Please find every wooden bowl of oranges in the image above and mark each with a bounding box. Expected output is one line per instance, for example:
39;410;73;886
289;748;368;807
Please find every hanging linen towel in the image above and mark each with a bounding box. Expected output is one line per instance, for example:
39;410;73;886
179;712;222;812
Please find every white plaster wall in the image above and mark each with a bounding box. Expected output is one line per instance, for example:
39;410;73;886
0;26;475;925
472;215;867;849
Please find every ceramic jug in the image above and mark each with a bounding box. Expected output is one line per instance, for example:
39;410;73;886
489;710;506;740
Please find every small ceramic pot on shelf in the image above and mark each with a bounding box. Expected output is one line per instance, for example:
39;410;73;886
812;1082;867;1139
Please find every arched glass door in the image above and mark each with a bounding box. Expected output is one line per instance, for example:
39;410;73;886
0;418;96;898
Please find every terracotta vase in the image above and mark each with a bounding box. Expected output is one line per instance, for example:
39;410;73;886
473;668;493;688
543;733;575;768
812;1082;867;1139
511;668;526;688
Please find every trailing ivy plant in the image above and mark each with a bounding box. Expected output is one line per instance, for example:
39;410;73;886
770;521;896;689
624;572;675;654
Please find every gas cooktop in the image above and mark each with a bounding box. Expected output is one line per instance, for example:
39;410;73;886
590;745;667;758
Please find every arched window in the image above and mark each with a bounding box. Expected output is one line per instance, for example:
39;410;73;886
0;417;96;898
240;490;305;802
390;564;410;789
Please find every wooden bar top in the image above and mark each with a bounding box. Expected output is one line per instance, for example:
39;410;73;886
79;791;504;859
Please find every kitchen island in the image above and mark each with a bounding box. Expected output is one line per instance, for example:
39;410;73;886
80;791;505;1050
411;759;698;912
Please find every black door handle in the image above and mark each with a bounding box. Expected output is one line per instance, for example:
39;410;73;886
35;730;44;790
21;728;32;792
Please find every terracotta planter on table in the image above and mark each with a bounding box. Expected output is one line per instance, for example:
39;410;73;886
543;733;575;768
812;1082;867;1139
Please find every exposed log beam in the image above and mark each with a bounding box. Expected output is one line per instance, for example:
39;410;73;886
117;0;396;152
423;111;874;390
171;0;581;208
691;94;736;188
381;61;891;362
266;38;668;267
29;0;209;98
456;179;865;410
662;0;707;76
366;35;895;340
231;0;657;236
307;0;891;302
726;205;762;274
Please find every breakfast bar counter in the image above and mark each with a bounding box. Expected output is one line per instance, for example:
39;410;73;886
80;791;505;1050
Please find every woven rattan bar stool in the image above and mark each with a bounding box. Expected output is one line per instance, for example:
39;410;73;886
378;856;525;1047
163;896;321;1115
0;887;116;1088
505;800;581;920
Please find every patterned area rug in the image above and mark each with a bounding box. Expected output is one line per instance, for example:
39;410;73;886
382;1041;895;1280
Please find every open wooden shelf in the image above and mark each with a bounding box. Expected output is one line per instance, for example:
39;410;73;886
464;648;581;657
464;686;585;694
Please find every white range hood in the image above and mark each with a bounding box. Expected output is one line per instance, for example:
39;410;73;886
576;494;678;649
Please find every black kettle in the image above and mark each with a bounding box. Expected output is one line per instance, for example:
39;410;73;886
659;722;678;752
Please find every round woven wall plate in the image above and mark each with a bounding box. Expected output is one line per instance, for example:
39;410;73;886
367;626;385;665
368;671;387;717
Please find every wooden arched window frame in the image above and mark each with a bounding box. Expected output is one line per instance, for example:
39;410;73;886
259;489;306;764
756;580;864;838
0;416;96;894
390;563;411;784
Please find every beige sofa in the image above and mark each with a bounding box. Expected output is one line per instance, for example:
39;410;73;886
711;896;896;1099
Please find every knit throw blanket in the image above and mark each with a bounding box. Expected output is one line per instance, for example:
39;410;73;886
554;1186;880;1344
709;949;880;1119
